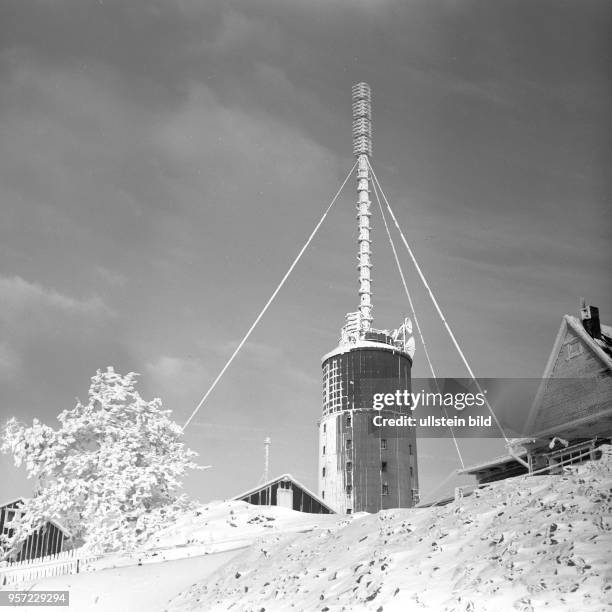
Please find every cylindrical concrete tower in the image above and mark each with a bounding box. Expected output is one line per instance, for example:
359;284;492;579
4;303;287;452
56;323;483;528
317;84;419;514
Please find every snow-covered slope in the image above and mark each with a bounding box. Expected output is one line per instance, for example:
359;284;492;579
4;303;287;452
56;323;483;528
13;502;348;612
169;447;612;612
140;499;349;558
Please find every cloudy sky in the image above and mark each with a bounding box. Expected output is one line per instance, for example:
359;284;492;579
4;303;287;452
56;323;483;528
1;1;610;504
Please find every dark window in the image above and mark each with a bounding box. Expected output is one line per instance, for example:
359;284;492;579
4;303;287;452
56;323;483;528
381;461;387;472
322;491;325;499
381;439;387;450
346;509;352;514
323;424;326;433
322;467;326;477
346;461;352;472
346;415;352;427
382;484;389;495
409;444;413;455
346;439;352;450
346;484;352;494
410;466;414;478
322;445;326;455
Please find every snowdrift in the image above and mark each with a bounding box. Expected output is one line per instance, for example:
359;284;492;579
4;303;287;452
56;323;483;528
169;446;612;611
12;502;347;612
140;499;348;558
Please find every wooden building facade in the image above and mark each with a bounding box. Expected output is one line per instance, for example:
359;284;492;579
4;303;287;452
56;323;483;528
233;474;335;514
0;498;70;561
460;301;612;485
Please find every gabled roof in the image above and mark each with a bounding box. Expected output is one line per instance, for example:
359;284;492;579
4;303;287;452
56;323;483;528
461;310;612;477
524;314;612;437
541;315;612;380
232;473;335;513
0;497;71;537
0;497;25;509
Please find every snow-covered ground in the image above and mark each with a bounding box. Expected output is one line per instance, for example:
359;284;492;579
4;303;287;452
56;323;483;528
143;498;348;556
11;501;347;611
15;549;241;612
170;447;612;611
11;447;612;611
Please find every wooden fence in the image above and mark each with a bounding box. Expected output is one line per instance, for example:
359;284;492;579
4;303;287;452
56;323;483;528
0;548;100;587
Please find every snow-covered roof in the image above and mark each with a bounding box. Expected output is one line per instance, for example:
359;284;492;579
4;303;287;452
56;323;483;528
321;338;413;363
457;451;527;475
462;310;611;476
47;519;71;537
552;315;612;374
0;497;71;537
232;473;335;513
0;497;25;509
523;313;612;438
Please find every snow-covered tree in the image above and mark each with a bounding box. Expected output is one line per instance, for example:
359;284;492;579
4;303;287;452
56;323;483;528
1;367;205;555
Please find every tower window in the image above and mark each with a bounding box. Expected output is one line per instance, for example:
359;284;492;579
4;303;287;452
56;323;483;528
381;461;387;472
346;484;352;494
322;467;326;477
380;439;387;450
346;439;352;450
346;461;352;472
382;484;389;496
346;415;352;427
322;491;325;499
409;444;413;456
322;445;326;455
410;466;414;478
323;424;326;433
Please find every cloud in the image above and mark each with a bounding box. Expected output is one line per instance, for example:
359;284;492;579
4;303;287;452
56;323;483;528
0;275;111;321
214;339;318;385
94;266;128;288
216;339;282;362
0;275;116;398
0;343;21;382
0;0;609;504
145;355;209;400
210;9;282;55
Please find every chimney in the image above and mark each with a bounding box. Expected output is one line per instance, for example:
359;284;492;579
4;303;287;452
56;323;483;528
579;297;602;339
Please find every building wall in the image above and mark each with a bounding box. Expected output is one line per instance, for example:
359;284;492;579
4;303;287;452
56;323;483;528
530;324;612;439
0;501;22;544
239;480;332;514
318;343;418;514
1;502;68;561
16;522;67;561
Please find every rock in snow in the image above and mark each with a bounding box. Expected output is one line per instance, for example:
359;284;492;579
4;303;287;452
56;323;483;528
168;446;612;611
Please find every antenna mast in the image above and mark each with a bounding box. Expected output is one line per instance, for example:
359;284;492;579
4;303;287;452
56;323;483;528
352;82;373;335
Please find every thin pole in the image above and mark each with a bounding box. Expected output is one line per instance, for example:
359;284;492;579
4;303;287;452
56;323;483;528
263;437;271;482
